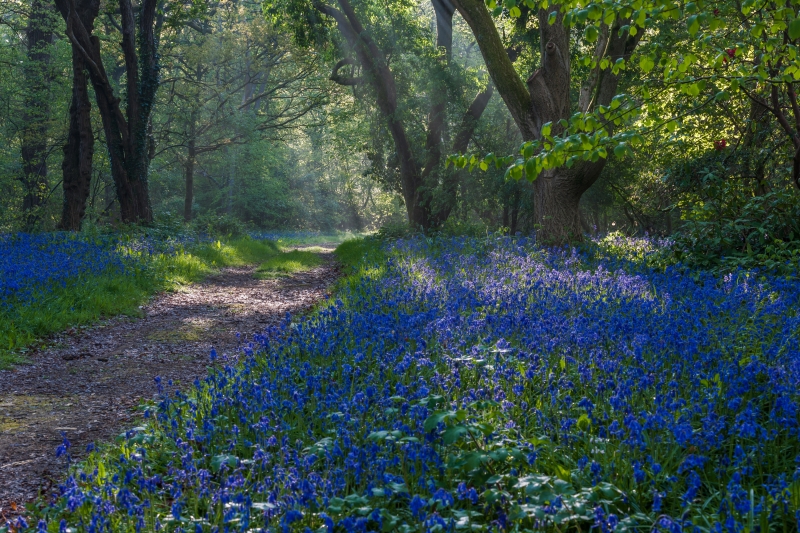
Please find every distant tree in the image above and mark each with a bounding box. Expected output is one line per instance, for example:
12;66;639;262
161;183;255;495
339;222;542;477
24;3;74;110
155;7;326;222
272;0;495;229
19;0;56;230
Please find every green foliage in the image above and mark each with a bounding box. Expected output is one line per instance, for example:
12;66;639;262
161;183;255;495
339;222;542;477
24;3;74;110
189;213;249;238
334;238;385;271
673;188;800;275
375;222;416;241
254;250;323;278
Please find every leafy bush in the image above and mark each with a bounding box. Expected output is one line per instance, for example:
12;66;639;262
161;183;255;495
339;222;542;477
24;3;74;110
673;189;800;275
665;149;800;276
375;222;416;241
21;236;800;532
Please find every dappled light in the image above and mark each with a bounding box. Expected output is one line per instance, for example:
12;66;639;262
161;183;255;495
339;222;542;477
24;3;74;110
1;0;799;529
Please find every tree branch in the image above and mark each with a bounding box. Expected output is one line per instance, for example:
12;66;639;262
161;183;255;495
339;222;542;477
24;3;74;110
451;0;533;137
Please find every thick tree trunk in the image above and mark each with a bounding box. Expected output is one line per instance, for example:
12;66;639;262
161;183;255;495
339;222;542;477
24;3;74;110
59;48;94;230
56;0;158;225
20;0;55;230
453;0;639;243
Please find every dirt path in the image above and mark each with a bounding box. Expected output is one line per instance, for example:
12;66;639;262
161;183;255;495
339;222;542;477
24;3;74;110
0;247;339;516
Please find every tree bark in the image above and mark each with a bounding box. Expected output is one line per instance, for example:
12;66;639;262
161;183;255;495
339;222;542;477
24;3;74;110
184;120;196;222
20;0;55;230
56;0;159;225
59;47;95;230
452;0;639;243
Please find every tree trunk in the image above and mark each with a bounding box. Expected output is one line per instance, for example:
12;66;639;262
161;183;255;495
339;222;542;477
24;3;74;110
20;0;55;230
184;137;196;223
452;0;640;243
59;48;95;230
533;175;583;242
56;0;159;225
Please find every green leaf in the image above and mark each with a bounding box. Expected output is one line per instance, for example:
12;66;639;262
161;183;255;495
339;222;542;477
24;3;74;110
424;412;448;432
790;18;800;40
443;425;469;444
525;158;538;180
584;25;599;42
687;15;700;36
640;55;655;73
510;6;521;17
211;454;238;472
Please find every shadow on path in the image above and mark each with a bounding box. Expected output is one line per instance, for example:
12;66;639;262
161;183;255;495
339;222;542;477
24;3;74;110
0;247;339;514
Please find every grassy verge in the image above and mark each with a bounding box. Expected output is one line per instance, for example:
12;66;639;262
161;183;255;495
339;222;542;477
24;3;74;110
334;237;385;271
254;250;324;279
265;231;370;249
0;237;279;369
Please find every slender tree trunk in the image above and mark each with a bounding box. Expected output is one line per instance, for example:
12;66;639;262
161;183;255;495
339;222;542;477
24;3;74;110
315;0;491;231
183;117;197;223
20;0;55;230
59;48;95;230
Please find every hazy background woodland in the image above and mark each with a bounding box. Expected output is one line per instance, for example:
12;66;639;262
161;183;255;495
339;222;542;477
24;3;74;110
1;0;799;269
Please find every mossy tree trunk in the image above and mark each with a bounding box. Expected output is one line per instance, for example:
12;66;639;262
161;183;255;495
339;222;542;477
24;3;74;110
452;0;640;243
20;0;55;230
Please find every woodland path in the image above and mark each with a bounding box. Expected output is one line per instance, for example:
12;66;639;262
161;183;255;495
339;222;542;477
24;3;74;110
0;246;339;517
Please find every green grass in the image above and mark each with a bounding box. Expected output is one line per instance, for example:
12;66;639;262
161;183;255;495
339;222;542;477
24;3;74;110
0;237;280;369
188;237;280;268
254;250;324;278
334;237;385;271
272;231;369;248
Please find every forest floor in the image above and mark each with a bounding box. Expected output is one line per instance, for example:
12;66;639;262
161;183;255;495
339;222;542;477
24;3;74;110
0;246;340;517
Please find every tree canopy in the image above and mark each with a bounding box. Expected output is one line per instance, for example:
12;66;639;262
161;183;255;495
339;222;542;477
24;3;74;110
0;0;798;256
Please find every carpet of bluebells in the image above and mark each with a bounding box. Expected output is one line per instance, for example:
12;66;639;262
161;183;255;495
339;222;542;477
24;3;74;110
0;232;207;311
0;234;130;310
13;236;800;533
